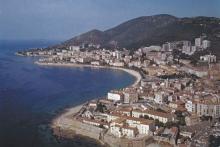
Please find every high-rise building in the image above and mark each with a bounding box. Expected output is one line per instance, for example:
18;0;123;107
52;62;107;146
162;42;177;51
168;42;177;51
195;37;203;47
162;43;169;51
202;40;211;49
182;40;191;47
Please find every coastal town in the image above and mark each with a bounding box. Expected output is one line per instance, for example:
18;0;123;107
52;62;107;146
17;35;220;147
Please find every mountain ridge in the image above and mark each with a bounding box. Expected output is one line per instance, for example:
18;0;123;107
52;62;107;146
58;14;220;56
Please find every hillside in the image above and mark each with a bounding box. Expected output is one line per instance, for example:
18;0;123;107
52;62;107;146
60;14;220;56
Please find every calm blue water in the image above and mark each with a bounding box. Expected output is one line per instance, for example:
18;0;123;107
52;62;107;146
0;40;135;147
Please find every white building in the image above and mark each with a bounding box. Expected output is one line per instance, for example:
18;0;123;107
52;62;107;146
111;61;125;67
77;57;91;63
185;98;220;118
123;88;139;104
185;100;196;112
195;37;203;47
196;102;220;118
154;92;168;104
109;115;155;137
107;92;123;101
126;117;155;135
128;61;142;68
182;40;191;47
162;42;177;51
110;125;138;138
202;40;211;49
82;118;108;129
162;43;169;51
91;61;101;66
182;46;196;55
69;46;80;51
121;126;138;138
116;51;122;59
132;109;174;124
200;54;216;63
82;110;94;119
110;125;122;137
142;46;162;52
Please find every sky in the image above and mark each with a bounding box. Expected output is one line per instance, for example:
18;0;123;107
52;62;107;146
0;0;219;40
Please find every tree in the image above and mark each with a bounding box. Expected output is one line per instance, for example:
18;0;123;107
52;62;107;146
156;108;166;113
99;124;104;128
96;103;106;113
165;122;174;128
149;117;154;120
155;119;164;127
178;117;186;126
175;110;183;117
144;115;149;119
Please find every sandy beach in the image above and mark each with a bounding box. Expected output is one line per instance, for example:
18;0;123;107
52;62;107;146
35;61;142;87
51;104;84;128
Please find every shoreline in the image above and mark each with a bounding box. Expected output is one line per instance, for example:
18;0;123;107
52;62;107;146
51;103;109;146
35;61;142;87
36;61;142;147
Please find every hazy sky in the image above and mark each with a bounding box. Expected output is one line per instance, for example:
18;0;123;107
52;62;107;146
0;0;219;40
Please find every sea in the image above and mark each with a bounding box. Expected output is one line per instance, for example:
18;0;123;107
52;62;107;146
0;40;135;147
